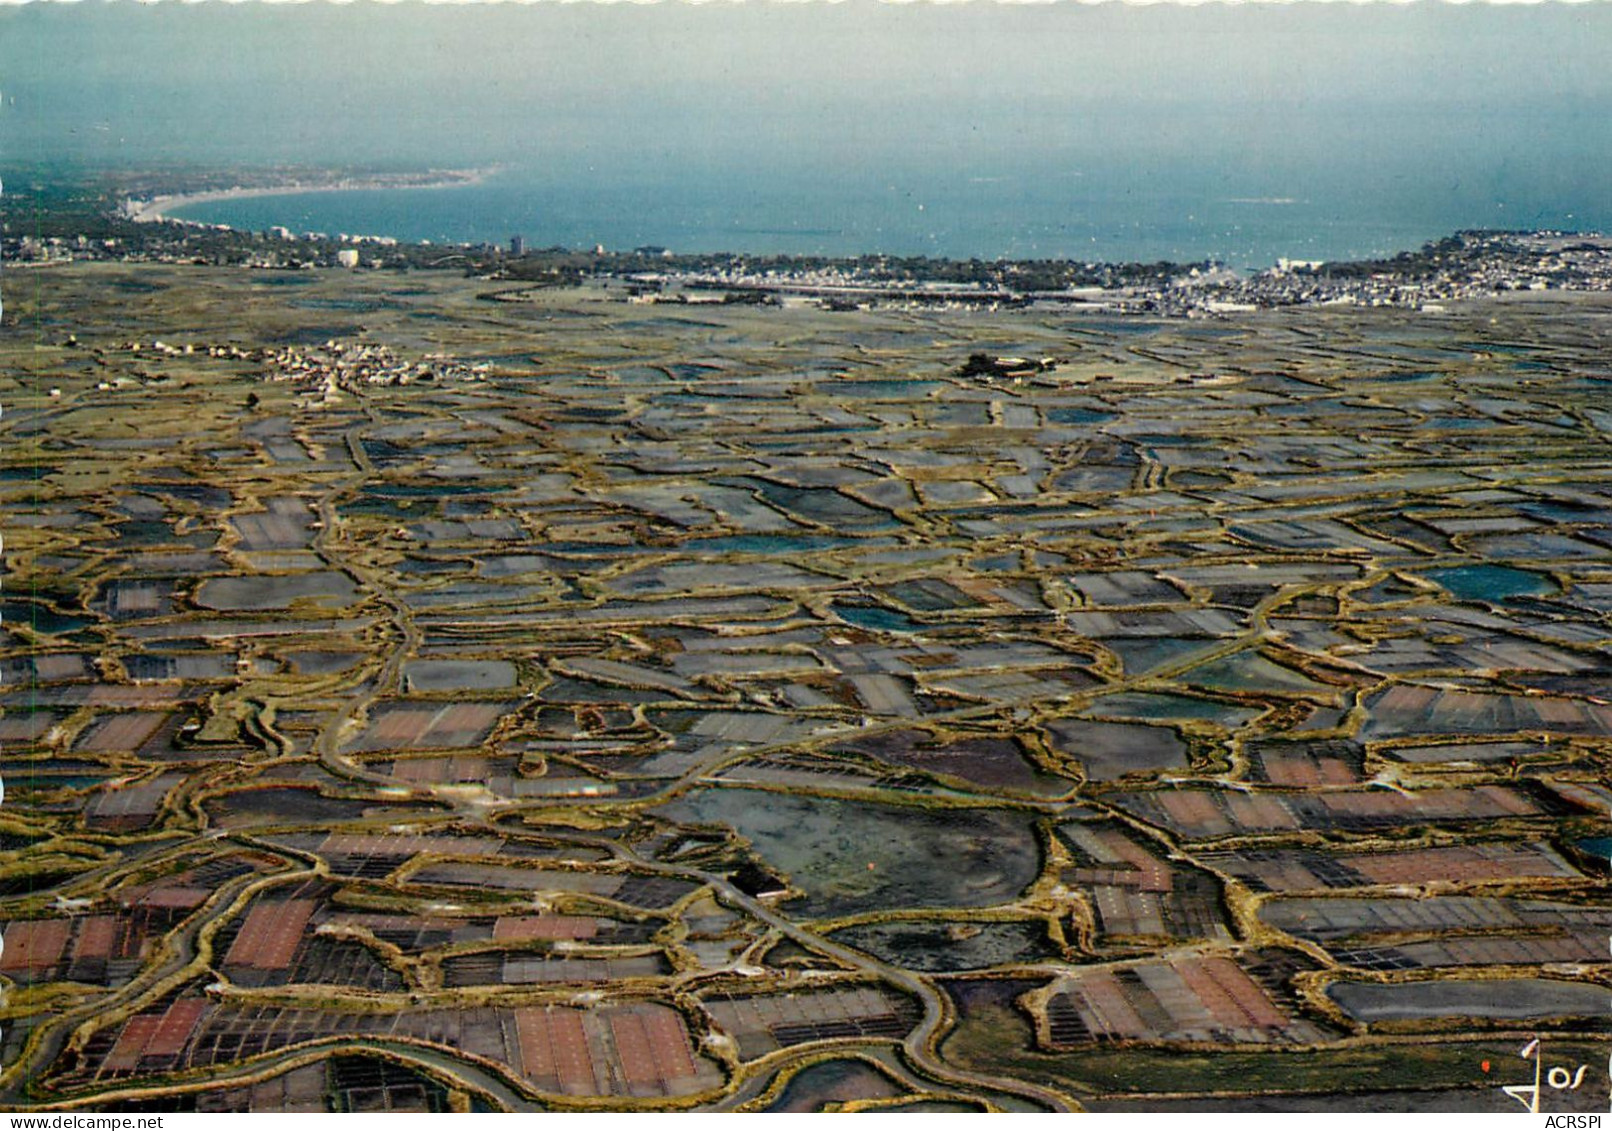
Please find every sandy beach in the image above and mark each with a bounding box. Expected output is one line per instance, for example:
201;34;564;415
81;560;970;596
124;168;492;227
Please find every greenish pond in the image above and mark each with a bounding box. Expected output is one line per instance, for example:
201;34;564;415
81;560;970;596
1426;565;1556;603
830;603;925;633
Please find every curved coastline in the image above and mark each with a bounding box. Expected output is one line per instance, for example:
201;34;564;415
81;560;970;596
123;167;494;229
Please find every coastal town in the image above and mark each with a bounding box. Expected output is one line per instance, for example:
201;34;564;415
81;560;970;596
4;173;1612;317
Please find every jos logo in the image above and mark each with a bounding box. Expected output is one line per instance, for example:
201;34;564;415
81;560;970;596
1498;1037;1593;1115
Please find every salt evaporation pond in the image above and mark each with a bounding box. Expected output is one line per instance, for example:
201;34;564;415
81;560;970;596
653;787;1040;918
1329;978;1609;1022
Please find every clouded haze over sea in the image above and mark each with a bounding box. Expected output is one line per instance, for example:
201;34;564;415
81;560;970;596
4;2;1610;266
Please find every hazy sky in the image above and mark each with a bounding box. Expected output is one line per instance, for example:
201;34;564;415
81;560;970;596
4;1;1610;175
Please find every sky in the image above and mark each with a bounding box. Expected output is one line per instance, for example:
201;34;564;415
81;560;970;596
3;1;1610;176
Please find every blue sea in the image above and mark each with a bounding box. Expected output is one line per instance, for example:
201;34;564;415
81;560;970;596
168;159;1598;270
